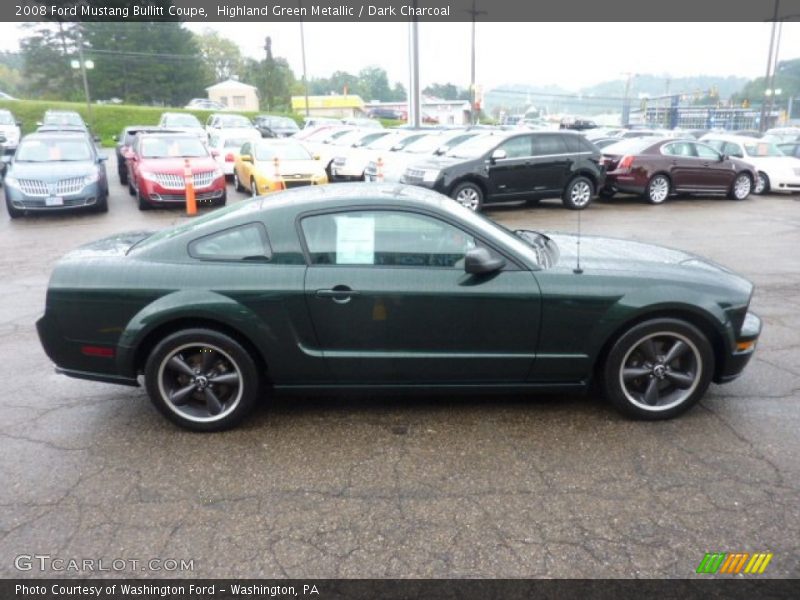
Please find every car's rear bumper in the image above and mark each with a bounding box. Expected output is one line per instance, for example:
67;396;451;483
714;311;762;384
603;172;646;195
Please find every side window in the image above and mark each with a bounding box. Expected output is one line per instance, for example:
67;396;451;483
240;142;251;156
189;223;272;262
498;136;532;158
703;139;724;152
724;142;744;158
562;135;590;153
694;143;720;160
662;142;695;157
301;211;478;268
531;135;569;156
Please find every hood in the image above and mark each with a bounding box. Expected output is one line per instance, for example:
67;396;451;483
9;160;98;180
746;155;798;169
255;158;323;176
406;156;463;171
140;156;218;173
548;232;748;282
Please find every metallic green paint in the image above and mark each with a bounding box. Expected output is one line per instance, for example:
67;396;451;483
37;184;760;399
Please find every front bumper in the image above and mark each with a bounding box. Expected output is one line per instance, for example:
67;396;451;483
140;178;226;206
4;182;103;211
769;173;800;192
715;311;762;384
331;161;368;181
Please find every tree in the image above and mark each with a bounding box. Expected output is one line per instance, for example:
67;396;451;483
423;83;469;101
19;22;82;101
237;38;296;112
737;58;800;106
196;29;242;83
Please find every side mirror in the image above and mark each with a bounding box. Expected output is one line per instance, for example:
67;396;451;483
240;154;252;163
390;144;403;151
15;120;22;127
464;247;506;275
93;135;101;143
720;153;728;162
313;154;321;160
210;150;220;158
98;155;108;162
112;134;119;142
434;145;448;155
490;148;507;162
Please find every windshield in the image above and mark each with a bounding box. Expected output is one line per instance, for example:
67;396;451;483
365;133;410;150
163;114;201;128
743;142;784;157
217;115;252;128
0;111;14;125
223;137;255;148
446;134;501;158
262;117;298;130
16;138;92;162
254;142;311;161
602;138;658;155
43;112;84;127
141;137;207;158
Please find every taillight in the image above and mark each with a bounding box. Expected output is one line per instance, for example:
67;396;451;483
618;155;635;171
225;153;235;162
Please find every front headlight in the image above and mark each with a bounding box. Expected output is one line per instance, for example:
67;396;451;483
83;172;99;185
422;169;441;183
3;176;19;188
212;167;224;179
140;171;158;183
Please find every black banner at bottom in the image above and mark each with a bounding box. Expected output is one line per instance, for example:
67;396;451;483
2;579;798;600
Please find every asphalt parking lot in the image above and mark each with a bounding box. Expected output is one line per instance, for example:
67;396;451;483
1;156;799;579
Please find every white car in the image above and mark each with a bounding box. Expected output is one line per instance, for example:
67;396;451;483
330;130;429;182
208;129;262;177
158;112;206;140
701;134;800;194
0;109;21;173
306;128;390;179
364;129;484;183
204;113;257;139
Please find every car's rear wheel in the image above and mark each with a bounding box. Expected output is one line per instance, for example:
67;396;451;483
233;170;244;192
562;176;594;210
602;318;713;420
644;174;670;204
728;173;752;201
144;328;259;432
755;172;770;195
451;181;483;211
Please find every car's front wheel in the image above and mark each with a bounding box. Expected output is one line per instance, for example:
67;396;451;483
144;328;259;432
562;176;594;210
250;178;259;197
602;318;714;420
451;181;483;211
233;170;244;192
644;174;670;204
755;172;770;195
5;196;22;219
728;173;752;201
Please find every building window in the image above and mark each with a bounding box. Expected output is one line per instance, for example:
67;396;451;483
233;96;246;108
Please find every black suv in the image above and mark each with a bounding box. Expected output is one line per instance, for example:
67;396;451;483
400;131;606;210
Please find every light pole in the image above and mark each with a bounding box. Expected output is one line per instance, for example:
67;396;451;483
72;25;93;125
622;72;637;127
298;0;310;118
759;0;781;132
464;0;487;125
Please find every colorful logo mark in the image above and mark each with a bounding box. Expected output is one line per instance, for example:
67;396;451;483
696;552;773;574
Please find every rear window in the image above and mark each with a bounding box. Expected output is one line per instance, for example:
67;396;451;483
602;138;658;156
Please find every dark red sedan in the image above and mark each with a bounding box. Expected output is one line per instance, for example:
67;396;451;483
600;138;757;204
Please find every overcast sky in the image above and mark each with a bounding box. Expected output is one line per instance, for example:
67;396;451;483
2;22;799;91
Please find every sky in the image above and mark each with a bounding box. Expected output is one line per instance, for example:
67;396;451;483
1;21;799;91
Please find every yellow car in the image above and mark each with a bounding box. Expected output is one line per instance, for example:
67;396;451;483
233;139;328;196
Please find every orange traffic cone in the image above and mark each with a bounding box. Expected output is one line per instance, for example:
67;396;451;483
273;156;285;191
184;158;197;216
376;157;384;182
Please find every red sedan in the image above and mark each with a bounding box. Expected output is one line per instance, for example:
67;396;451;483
600;137;757;204
127;133;226;211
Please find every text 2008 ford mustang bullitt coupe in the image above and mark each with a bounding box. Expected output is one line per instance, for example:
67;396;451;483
37;184;761;431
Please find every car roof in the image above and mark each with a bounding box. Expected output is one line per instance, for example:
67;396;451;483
25;131;93;141
44;110;81;116
701;134;761;144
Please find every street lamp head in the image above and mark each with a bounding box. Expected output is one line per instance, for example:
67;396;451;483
70;59;80;69
84;60;94;70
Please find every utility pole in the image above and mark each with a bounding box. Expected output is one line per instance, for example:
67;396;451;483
765;19;783;129
408;2;420;129
464;0;487;125
622;72;636;127
298;1;310;118
759;0;780;132
75;25;92;126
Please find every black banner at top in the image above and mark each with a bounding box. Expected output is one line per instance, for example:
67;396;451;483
4;0;800;22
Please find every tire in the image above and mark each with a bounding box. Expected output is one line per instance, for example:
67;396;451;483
728;172;752;201
602;318;714;420
234;169;244;192
215;191;227;207
754;172;770;195
562;176;594;210
144;328;259;432
137;189;150;211
250;178;258;197
5;197;22;219
598;188;616;200
644;174;670;204
451;181;483;211
95;192;108;213
128;179;135;196
118;166;128;185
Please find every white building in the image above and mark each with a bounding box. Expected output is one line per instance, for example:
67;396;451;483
365;98;472;125
206;79;259;112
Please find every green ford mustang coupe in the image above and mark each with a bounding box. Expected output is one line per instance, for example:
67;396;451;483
37;184;761;431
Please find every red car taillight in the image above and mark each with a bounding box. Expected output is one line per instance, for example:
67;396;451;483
617;155;635;171
225;153;235;162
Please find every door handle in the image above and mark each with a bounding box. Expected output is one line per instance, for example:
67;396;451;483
316;285;360;304
702;162;711;167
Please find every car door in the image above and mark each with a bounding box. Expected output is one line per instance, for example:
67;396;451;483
661;141;700;190
485;135;533;198
301;209;541;384
528;134;572;195
237;141;253;186
693;142;736;190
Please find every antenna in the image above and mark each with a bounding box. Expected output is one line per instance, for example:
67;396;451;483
573;208;583;274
